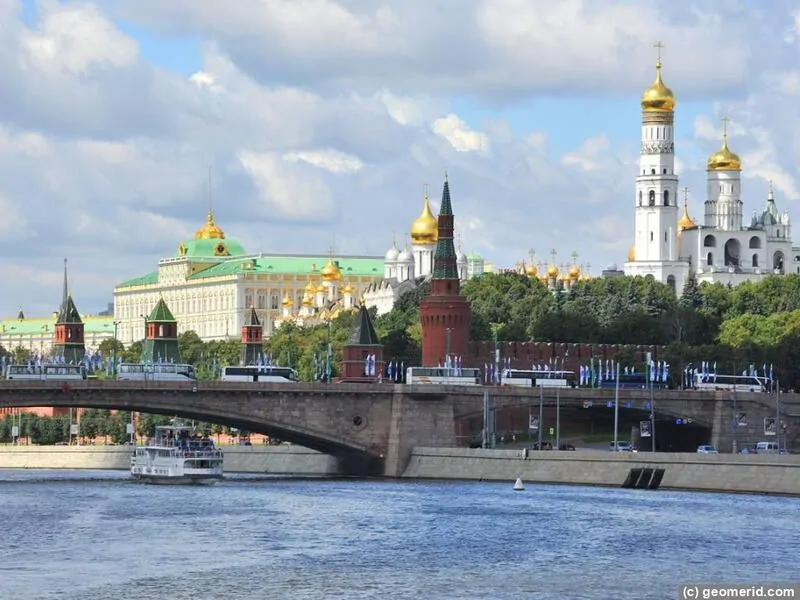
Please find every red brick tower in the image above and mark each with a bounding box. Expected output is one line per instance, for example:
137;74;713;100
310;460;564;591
340;303;384;381
419;174;471;366
241;306;263;365
52;258;86;365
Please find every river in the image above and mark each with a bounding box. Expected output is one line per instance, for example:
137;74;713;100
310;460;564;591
0;470;796;600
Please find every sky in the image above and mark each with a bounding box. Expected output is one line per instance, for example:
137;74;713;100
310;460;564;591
1;0;800;318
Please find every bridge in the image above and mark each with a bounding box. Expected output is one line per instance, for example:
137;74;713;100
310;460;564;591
0;380;797;475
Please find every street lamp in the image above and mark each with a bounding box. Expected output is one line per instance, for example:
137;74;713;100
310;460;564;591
325;319;332;382
112;320;120;378
490;322;502;385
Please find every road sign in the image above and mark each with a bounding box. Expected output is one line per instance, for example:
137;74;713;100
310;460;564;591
764;417;776;436
528;410;539;431
675;418;683;425
11;426;19;438
606;401;613;408
69;424;78;436
640;420;652;437
126;423;134;435
548;427;555;436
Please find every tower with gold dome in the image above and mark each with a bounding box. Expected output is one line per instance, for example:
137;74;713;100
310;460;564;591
624;43;800;293
624;43;690;293
410;186;438;278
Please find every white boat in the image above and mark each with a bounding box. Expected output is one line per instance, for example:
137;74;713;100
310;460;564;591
131;425;223;485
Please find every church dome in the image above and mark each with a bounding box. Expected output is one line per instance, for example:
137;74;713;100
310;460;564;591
627;246;636;262
410;196;438;244
304;280;316;293
525;263;538;277
397;246;412;263
547;264;559;278
641;59;676;112
385;242;399;262
456;249;467;263
569;265;581;280
321;258;343;281
281;292;293;307
707;136;741;172
195;210;226;240
341;282;355;295
678;201;696;232
301;292;314;307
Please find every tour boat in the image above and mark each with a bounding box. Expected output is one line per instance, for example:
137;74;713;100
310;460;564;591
130;424;223;485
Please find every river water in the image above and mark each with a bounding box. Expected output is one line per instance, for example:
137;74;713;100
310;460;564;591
0;470;796;600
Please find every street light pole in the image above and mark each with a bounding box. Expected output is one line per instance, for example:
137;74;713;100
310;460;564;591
325;319;332;383
491;323;501;385
112;320;120;378
445;328;452;371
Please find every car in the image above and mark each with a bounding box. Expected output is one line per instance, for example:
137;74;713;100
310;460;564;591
610;441;635;452
696;445;718;454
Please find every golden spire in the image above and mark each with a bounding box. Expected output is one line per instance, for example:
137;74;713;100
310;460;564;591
320;248;342;281
547;248;559;278
678;187;696;232
194;210;225;240
707;116;741;172
641;42;676;112
410;184;438;244
568;250;581;279
525;249;537;277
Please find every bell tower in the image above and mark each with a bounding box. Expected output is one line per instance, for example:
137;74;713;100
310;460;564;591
419;174;471;366
241;306;263;365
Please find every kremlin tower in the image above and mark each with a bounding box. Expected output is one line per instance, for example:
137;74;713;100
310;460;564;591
419;175;471;366
52;259;85;365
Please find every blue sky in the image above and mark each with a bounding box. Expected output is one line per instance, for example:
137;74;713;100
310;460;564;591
0;0;798;317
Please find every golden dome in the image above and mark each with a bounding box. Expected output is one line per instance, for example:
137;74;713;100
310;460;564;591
315;284;326;294
341;282;355;295
547;264;559;278
301;293;313;307
410;195;438;244
525;263;538;277
641;59;675;113
281;292;292;307
707;128;741;172
678;201;696;232
569;265;581;280
304;280;316;293
320;258;342;281
628;246;636;262
195;210;226;240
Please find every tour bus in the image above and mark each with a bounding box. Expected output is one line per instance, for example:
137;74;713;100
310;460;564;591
3;364;87;380
405;366;482;385
598;371;669;390
116;362;196;382
693;373;766;393
500;369;576;388
220;365;298;383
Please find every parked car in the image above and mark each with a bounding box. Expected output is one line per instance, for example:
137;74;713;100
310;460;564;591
696;445;718;454
558;443;576;451
610;441;636;452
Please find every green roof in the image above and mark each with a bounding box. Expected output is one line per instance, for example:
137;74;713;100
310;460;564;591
176;238;247;259
147;298;176;323
117;272;158;288
187;255;385;281
466;253;483;261
0;316;114;337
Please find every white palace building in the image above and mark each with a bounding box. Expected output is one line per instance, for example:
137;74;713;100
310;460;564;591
624;49;800;292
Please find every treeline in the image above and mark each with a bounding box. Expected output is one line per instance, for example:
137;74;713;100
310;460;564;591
0;410;239;445
3;273;800;387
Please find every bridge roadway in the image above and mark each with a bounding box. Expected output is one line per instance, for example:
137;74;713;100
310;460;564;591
0;380;797;476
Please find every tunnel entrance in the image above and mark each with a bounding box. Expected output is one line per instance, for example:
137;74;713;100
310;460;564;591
639;419;711;452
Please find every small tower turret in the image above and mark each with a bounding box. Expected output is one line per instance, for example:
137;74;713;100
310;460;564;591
142;298;180;363
52;259;85;365
241;306;263;365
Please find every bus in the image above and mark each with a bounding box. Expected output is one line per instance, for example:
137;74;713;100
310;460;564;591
3;364;86;380
598;372;669;390
693;373;766;393
116;363;196;382
500;369;576;388
405;367;482;385
220;365;298;383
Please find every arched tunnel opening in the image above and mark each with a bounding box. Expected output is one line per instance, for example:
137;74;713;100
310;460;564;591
458;403;712;453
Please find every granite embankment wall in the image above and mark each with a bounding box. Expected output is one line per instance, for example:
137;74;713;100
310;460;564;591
402;447;800;496
0;445;339;476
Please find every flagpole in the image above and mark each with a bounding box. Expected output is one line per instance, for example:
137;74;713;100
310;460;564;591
538;383;543;450
613;362;620;451
555;387;561;450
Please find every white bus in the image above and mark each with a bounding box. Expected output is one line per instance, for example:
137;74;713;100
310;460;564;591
220;365;298;383
693;373;766;393
116;363;196;382
405;367;482;385
500;369;576;388
3;364;86;380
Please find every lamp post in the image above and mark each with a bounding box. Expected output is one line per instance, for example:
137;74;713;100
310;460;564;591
112;320;120;378
490;322;502;385
445;328;452;371
325;318;332;383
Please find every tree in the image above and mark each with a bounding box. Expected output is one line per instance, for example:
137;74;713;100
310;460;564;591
98;338;124;360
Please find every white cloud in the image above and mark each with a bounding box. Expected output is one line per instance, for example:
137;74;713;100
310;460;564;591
432;115;489;153
282;149;364;174
1;0;800;317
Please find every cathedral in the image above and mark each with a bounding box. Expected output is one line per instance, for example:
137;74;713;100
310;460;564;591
362;185;483;315
624;48;799;292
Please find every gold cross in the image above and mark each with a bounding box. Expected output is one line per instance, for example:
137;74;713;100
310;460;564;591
654;41;665;61
528;249;536;263
423;183;429;198
683;187;689;203
571;250;579;264
721;116;730;140
550;248;557;262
